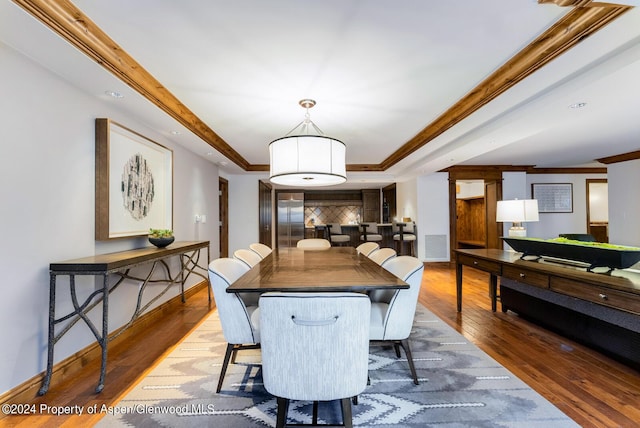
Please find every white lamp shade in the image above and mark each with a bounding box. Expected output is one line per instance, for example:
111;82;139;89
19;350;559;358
496;199;539;222
269;135;346;187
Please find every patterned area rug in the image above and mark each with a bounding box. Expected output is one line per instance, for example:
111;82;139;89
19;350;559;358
97;305;577;427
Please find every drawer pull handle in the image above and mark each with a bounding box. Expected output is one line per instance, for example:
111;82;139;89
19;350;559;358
473;261;478;265
519;273;526;278
599;293;608;300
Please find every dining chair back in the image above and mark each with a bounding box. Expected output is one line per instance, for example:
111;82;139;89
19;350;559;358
260;292;370;428
249;242;273;258
369;256;424;385
368;247;396;266
208;258;261;392
356;242;379;256
296;238;331;249
234;248;263;268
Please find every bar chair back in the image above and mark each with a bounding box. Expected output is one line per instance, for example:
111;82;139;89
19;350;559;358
392;221;417;256
359;222;383;243
327;223;351;246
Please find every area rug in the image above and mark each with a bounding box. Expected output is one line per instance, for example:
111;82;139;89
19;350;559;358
97;305;577;427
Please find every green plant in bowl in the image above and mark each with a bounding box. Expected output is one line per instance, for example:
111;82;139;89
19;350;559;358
148;228;174;247
149;228;173;238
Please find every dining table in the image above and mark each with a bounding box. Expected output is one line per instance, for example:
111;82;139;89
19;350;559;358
227;246;408;293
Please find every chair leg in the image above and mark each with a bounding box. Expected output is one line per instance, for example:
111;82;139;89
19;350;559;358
393;342;401;358
400;339;419;385
276;397;289;428
216;343;235;393
352;395;358;405
340;397;353;428
312;401;319;424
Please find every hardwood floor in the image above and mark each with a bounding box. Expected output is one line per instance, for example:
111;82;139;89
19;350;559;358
2;263;639;427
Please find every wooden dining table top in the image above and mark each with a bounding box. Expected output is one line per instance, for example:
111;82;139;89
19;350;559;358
227;246;408;293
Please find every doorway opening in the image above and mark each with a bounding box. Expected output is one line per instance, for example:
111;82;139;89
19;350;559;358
455;180;486;249
586;179;608;242
448;168;503;260
219;177;229;257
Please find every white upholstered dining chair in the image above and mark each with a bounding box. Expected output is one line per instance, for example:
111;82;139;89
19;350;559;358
208;258;261;393
368;247;397;266
296;238;331;249
259;292;370;428
369;255;424;385
356;242;379;256
233;248;263;268
249;242;273;259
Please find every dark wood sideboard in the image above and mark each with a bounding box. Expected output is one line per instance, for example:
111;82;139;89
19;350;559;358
455;248;640;370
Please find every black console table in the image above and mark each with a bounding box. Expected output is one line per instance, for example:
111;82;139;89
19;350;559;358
39;241;210;395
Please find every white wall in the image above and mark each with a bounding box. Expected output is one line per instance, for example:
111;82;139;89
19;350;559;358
608;159;640;245
417;173;450;261
0;42;218;394
224;173;265;253
524;173;606;239
456;181;484;199
396;179;418;221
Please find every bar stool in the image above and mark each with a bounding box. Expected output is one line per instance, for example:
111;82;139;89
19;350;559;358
327;223;351;247
393;221;417;256
359;222;383;245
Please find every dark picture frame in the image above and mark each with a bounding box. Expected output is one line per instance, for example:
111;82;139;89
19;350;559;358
531;183;573;213
95;118;173;240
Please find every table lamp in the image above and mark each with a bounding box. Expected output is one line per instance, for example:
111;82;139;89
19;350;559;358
496;199;539;237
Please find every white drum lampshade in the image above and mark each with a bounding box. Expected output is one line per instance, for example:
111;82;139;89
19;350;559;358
269;135;346;187
269;99;347;187
496;199;539;237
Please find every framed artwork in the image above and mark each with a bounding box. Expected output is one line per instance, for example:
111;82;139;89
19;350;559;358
95;118;173;240
531;183;573;213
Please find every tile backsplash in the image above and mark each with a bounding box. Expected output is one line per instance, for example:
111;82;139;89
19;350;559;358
305;205;362;226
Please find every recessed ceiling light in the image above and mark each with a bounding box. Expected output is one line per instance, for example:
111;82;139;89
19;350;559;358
569;102;587;109
218;161;228;166
170;130;181;135
105;90;124;99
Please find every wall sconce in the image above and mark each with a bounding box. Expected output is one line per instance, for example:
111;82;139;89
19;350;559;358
496;199;539;237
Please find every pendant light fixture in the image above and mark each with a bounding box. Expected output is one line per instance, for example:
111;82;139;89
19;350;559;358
269;99;346;187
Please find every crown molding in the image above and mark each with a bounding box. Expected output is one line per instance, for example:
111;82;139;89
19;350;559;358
12;0;632;172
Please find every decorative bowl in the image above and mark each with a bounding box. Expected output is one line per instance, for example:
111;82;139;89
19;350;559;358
149;236;175;248
502;236;640;271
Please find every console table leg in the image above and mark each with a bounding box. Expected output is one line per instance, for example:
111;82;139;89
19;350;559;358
96;273;109;393
490;274;497;312
38;273;57;395
456;262;463;312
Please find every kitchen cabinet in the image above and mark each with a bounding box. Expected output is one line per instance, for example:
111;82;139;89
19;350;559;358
362;189;380;223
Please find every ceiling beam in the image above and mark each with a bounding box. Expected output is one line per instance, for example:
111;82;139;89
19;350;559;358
12;0;251;170
379;0;632;170
13;0;632;173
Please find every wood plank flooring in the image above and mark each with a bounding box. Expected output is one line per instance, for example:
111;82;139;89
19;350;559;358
2;263;639;427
